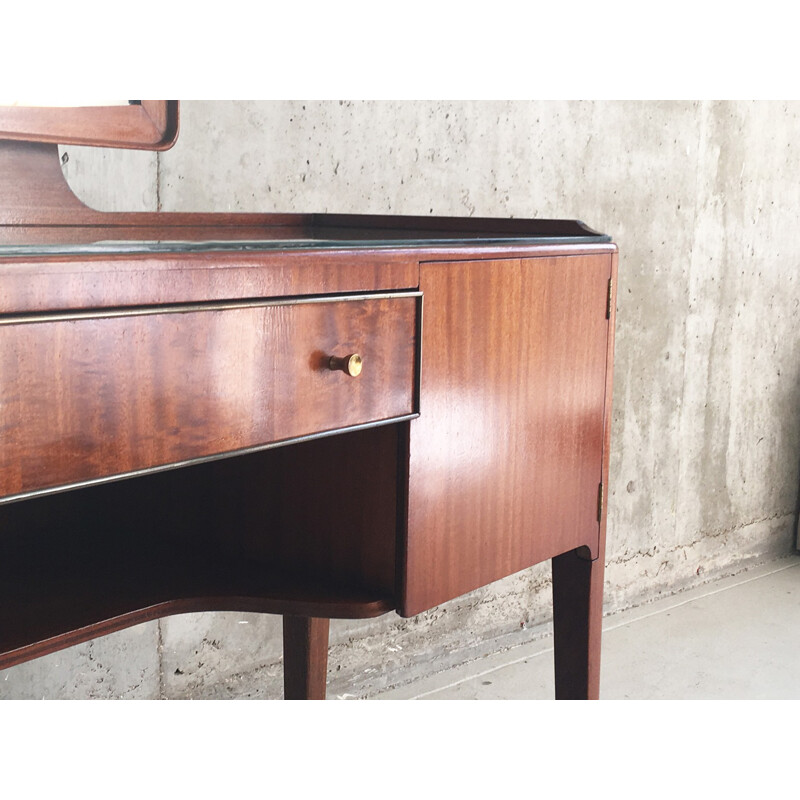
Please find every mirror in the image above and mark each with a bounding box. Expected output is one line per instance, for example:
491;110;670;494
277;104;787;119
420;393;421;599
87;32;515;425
0;100;179;150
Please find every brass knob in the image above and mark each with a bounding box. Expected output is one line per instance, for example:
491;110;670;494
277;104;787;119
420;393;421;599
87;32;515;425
328;353;363;377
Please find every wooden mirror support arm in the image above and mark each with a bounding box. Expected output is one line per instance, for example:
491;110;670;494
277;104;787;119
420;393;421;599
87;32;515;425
0;140;110;227
0;100;178;227
0;101;179;150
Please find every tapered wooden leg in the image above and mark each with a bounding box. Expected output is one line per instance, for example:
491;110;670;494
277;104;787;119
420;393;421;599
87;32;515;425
551;547;604;699
282;615;330;700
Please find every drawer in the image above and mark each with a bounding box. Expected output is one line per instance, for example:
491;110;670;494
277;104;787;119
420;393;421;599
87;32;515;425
0;292;420;501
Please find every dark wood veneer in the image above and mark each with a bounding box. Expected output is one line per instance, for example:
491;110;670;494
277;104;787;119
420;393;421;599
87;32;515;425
0;101;179;150
402;254;613;615
0;112;617;698
0;425;400;670
0;294;418;500
0;249;422;313
283;617;330;700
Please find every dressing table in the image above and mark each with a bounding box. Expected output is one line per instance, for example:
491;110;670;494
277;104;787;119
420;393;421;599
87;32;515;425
0;101;617;699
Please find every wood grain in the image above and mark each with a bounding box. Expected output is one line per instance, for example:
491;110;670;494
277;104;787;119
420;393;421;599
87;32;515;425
283;616;330;700
0;249;420;313
0;135;619;697
401;254;613;616
0;142;100;226
0;101;178;150
0;245;614;316
0;424;401;669
0;294;418;500
550;249;618;699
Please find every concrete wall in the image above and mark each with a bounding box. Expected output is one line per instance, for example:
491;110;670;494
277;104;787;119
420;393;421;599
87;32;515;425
3;101;799;699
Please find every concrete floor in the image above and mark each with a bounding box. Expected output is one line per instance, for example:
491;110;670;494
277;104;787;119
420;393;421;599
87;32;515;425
375;554;800;700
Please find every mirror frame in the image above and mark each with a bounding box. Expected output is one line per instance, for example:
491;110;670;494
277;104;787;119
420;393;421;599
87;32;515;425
0;100;179;150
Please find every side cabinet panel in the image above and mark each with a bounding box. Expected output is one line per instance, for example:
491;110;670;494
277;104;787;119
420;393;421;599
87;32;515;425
401;255;613;616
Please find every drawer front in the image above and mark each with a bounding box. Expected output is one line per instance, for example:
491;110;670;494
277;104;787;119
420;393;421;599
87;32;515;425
0;293;419;501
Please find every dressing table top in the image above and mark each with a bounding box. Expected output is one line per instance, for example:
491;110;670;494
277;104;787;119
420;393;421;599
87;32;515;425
0;214;610;255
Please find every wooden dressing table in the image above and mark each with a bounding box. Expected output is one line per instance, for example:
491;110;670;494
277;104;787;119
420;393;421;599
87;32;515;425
0;102;617;699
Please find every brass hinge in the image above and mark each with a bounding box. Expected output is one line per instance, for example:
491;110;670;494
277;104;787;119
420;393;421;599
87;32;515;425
606;278;614;319
597;482;604;522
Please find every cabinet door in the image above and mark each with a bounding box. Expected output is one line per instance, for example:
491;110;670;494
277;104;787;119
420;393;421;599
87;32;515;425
401;254;614;616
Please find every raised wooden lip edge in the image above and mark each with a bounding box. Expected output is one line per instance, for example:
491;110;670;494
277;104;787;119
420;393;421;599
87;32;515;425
0;101;179;150
0;207;609;239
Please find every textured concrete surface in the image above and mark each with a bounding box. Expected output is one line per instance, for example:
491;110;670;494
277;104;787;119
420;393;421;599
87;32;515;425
0;621;160;700
3;101;799;699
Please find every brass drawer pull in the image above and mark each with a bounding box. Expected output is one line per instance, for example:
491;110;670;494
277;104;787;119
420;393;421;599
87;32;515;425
328;353;363;377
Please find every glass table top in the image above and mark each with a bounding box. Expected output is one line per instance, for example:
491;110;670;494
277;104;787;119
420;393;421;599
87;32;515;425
0;233;611;258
